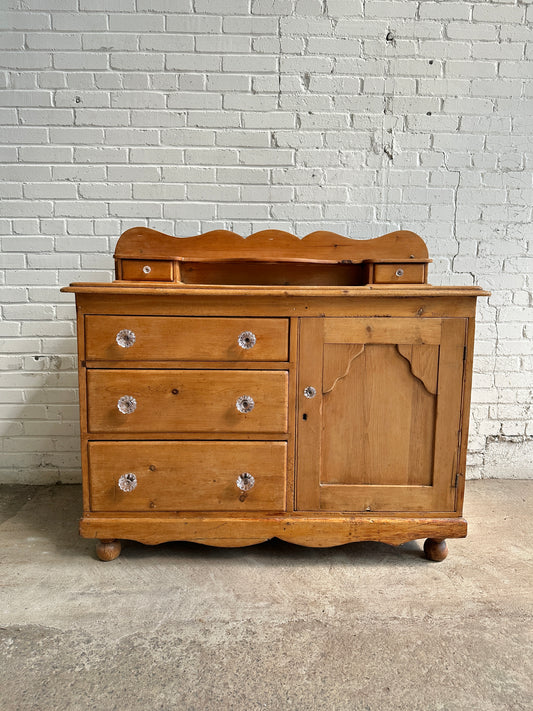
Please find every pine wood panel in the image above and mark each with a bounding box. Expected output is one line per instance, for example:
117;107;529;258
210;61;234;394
397;344;440;395
430;318;468;512
323;317;442;345
83;508;465;520
296;317;467;514
68;295;482;344
85;315;289;362
454;317;476;515
321;344;437;487
63;284;488;300
295;318;324;510
286;317;299;513
87;369;288;434
178;260;364;286
113;227;429;261
82;432;288;442
79;514;467;547
84;360;290;370
322;344;365;394
319;485;443;512
76;303;90;511
72;292;480;319
89;441;287;513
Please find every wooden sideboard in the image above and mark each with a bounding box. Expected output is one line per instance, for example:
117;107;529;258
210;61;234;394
62;227;488;562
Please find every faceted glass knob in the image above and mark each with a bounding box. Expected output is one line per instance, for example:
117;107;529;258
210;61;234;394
117;395;137;414
116;329;136;348
304;386;317;399
236;472;255;491
238;331;256;349
118;473;137;492
395;268;404;277
236;395;254;413
142;265;151;274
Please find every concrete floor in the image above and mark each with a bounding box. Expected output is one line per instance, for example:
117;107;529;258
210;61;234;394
0;480;531;711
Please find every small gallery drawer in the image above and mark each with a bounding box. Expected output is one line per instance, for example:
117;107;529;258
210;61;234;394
87;369;288;434
372;263;426;284
88;440;287;512
84;316;289;362
121;259;173;281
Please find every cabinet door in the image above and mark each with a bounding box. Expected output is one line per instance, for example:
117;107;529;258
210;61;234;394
296;317;467;513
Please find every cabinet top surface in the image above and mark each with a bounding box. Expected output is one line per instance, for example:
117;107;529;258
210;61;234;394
62;282;488;297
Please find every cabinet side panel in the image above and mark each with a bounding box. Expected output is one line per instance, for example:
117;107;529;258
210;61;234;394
432;318;468;511
75;300;90;511
456;317;476;514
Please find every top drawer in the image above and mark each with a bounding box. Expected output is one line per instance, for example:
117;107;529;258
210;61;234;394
120;259;173;282
372;262;426;284
84;316;289;362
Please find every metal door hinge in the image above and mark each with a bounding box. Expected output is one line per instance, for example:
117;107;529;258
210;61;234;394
454;472;461;488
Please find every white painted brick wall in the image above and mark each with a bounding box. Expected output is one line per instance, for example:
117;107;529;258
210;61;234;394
0;0;532;483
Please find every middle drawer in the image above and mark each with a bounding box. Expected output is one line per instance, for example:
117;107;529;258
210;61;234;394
87;369;288;434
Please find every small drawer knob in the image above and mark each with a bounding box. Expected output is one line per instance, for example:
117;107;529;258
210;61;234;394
142;265;152;274
118;473;137;492
117;395;137;414
236;472;255;491
304;386;316;399
395;268;404;277
236;395;254;413
116;329;136;348
238;331;256;349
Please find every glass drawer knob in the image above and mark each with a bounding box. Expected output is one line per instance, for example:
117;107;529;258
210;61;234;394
118;473;137;492
395;268;404;277
142;265;151;274
304;386;316;399
236;395;254;413
116;329;136;348
236;473;255;491
117;395;137;414
238;331;256;349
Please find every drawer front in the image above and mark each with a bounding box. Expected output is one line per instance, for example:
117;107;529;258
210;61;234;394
87;369;288;433
88;441;287;512
85;316;289;362
372;263;426;284
121;259;173;281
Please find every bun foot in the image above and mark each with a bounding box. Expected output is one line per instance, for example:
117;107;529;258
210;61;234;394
424;537;448;562
96;539;121;561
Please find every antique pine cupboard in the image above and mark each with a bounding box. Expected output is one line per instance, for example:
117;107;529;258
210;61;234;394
62;227;488;562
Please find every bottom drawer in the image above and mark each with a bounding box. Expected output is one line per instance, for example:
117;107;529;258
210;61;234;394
88;441;287;512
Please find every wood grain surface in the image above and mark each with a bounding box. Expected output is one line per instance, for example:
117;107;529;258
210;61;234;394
87;369;289;434
89;441;287;513
114;226;430;261
85;315;289;362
